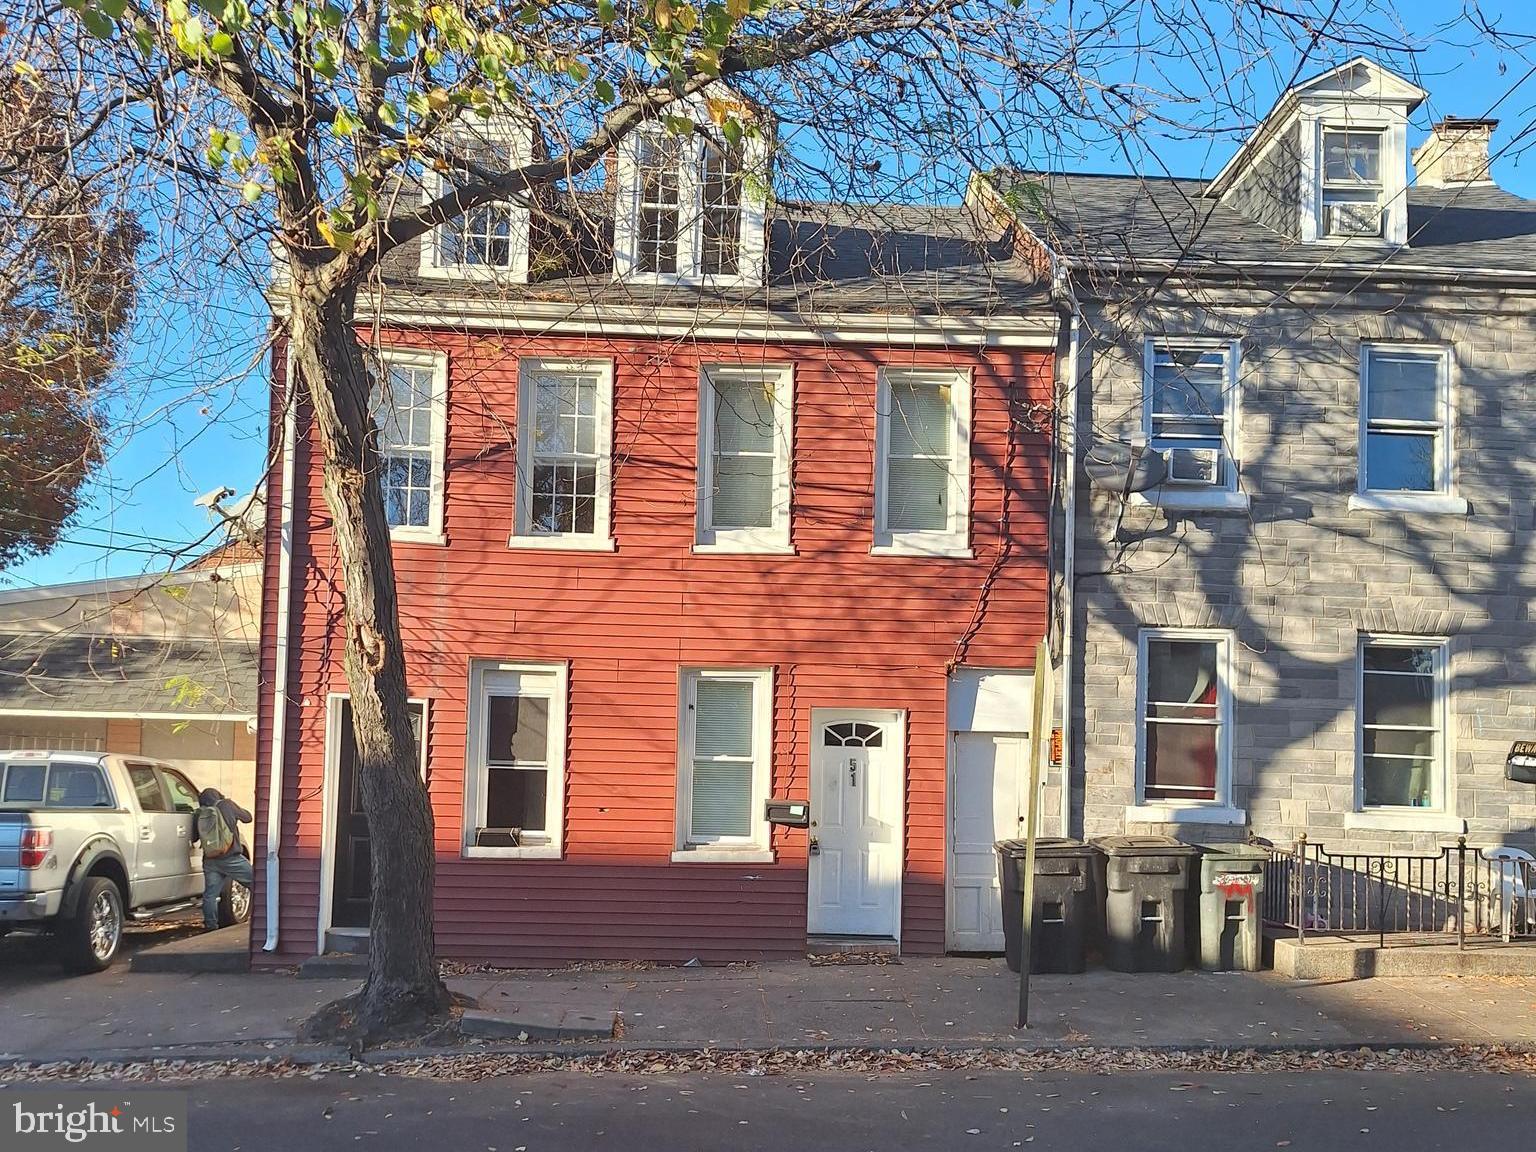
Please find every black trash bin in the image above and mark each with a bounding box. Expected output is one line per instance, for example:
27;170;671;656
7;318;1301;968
995;838;1101;974
1091;835;1199;972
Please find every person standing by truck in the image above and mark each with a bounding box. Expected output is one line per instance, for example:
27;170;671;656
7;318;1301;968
192;787;253;930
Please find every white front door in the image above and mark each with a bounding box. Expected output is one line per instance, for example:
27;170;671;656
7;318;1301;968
947;733;1029;952
808;711;903;939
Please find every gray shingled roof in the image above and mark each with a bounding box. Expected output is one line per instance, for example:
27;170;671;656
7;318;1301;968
0;634;258;716
379;198;1049;314
1013;172;1536;279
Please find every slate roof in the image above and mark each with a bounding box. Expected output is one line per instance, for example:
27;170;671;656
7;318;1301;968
0;634;258;717
1010;172;1536;279
378;198;1050;315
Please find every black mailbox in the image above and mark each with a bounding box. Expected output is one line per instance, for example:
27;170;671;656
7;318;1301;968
1507;742;1536;785
765;799;810;828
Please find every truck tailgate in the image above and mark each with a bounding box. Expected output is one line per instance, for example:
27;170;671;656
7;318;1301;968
0;812;31;893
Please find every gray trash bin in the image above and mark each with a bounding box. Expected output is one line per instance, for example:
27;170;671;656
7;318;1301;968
995;839;1101;974
1195;843;1269;971
1092;835;1198;972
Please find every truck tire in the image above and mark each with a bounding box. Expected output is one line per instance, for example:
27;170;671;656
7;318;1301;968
218;878;251;927
60;876;123;974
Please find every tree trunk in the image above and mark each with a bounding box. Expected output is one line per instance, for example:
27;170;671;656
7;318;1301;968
286;270;449;1041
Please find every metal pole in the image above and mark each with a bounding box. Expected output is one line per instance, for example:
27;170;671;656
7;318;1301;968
1017;638;1051;1030
1296;833;1307;947
1457;837;1466;951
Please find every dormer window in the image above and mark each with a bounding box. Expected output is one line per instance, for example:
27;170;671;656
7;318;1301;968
1321;128;1385;238
614;95;768;286
701;140;744;275
635;132;685;274
419;119;532;281
1207;59;1422;249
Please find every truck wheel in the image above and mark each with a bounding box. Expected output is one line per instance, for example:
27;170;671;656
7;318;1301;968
60;877;123;974
218;879;251;927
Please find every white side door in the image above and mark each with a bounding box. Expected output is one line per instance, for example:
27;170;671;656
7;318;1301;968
946;733;1029;952
808;712;904;939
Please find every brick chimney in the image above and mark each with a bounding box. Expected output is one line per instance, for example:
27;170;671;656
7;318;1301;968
1412;117;1498;187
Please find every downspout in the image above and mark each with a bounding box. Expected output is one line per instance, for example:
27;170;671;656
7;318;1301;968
263;378;297;952
1056;277;1083;840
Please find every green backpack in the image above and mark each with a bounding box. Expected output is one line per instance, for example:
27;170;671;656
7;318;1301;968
195;804;235;858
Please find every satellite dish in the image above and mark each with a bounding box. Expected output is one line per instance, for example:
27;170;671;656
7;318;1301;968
1083;440;1166;493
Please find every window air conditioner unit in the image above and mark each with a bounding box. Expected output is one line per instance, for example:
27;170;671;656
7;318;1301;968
1165;446;1223;486
1325;202;1383;238
474;827;522;848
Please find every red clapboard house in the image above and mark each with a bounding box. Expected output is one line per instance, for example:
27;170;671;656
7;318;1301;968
252;93;1058;965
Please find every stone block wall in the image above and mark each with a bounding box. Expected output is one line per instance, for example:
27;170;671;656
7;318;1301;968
1070;280;1536;852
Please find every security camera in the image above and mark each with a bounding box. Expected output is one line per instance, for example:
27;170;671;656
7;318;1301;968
194;486;237;510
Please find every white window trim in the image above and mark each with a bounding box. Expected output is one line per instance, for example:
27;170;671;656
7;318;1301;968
1134;628;1235;810
416;117;533;283
674;667;774;859
1124;803;1247;826
612;119;769;288
1354;634;1451;819
1142;336;1241;501
1356;342;1456;506
872;366;972;557
462;660;569;860
1129;489;1252;514
695;364;794;553
1298;111;1409;246
376;348;449;546
510;357;616;551
1348;492;1468;515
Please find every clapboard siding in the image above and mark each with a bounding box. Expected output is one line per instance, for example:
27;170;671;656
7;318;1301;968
253;331;1052;966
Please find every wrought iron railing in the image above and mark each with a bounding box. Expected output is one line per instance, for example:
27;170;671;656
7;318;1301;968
1261;834;1536;948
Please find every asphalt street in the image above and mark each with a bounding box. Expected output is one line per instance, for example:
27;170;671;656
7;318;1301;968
8;1068;1532;1151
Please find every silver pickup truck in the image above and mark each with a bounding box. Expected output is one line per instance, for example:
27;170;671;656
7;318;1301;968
0;751;250;972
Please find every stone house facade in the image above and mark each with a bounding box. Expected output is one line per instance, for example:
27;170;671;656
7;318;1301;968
982;57;1536;853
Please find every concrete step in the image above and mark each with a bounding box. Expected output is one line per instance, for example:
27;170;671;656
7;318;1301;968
1274;933;1536;979
130;924;251;974
298;952;369;979
323;928;370;955
806;934;900;957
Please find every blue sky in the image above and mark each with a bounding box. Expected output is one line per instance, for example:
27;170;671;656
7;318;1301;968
8;2;1536;590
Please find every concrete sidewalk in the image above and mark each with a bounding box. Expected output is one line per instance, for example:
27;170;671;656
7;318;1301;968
1;948;1533;1063
446;958;1536;1050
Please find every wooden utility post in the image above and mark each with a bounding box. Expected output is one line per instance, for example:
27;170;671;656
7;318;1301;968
1017;638;1052;1029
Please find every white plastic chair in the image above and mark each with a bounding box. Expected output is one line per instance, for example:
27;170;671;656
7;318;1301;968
1482;847;1535;941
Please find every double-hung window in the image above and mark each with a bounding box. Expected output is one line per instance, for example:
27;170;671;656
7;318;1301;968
419;120;532;281
696;365;793;552
1359;345;1452;496
700;139;745;276
614;113;767;286
874;367;971;556
635;131;685;275
1321;128;1385;238
511;358;615;550
1358;638;1446;811
1137;631;1232;807
1145;340;1238;492
676;668;772;860
371;349;447;544
464;661;568;858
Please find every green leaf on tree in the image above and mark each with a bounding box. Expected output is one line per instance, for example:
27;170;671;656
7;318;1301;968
81;7;114;38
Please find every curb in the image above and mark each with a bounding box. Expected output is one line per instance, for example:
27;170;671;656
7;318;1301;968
3;1037;1531;1071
